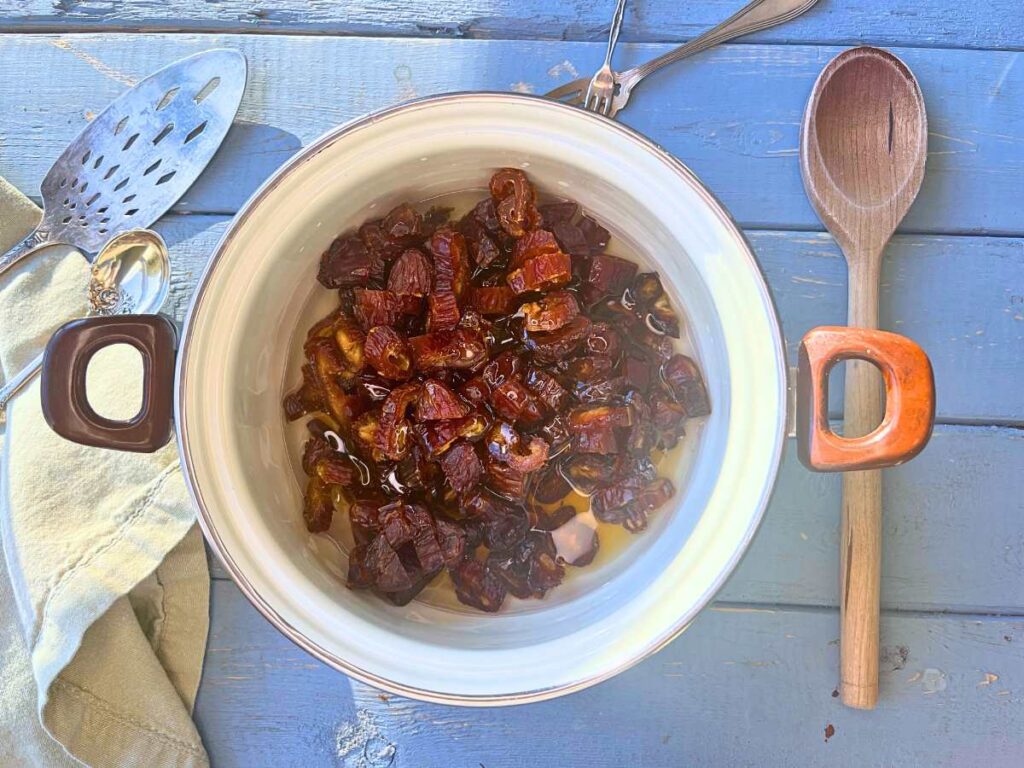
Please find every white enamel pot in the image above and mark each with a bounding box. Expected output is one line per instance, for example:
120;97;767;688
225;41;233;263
39;94;935;705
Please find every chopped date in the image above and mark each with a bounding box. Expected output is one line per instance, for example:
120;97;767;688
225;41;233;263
550;221;591;258
302;476;334;533
416;379;471;421
387;249;434;296
382;203;423;243
365;534;414;593
314;455;359;486
287;168;711;612
661;354;711;417
427;290;461;331
531;465;572;504
573;422;620;454
482;350;523;390
364;326;413;380
507;250;572;294
585;253;637;300
490;378;543;425
353;288;404;330
510;229;562;270
469;286;516;316
490;168;540;238
415;413;489;457
451;559;506;612
458;375;491;407
559;354;615;385
440;442;484;494
524;367;570;413
347;543;374;588
377;383;421;460
538;200;578;226
429;227;471;299
578;216;610;253
519;290;579;332
562;455;615;496
485;457;531;499
523;315;592;364
410;329;488;370
318;235;371;288
488;531;564;599
632;272;664;306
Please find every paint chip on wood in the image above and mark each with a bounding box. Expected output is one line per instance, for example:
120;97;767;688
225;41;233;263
335;710;397;768
547;60;579;79
978;672;999;686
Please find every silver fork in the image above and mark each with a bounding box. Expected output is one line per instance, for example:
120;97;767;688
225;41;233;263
549;0;820;119
583;0;628;115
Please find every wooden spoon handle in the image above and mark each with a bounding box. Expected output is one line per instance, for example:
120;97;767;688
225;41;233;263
841;257;884;709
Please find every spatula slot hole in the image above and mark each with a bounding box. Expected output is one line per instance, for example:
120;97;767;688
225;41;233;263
104;165;120;180
86;193;101;206
81;150;91;165
62;197;70;206
97;206;109;214
79;182;88;193
122;133;139;151
100;217;110;224
59;178;68;188
61;215;72;224
114;177;130;191
155;171;176;186
156;86;180;111
114;116;129;135
123;194;136;203
143;159;162;176
194;77;221;104
98;228;108;235
125;208;139;217
184;121;207;144
153;123;174;145
70;178;79;189
93;155;104;169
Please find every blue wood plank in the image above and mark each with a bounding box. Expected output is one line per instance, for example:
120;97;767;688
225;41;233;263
0;36;1022;237
196;580;1024;767
4;0;1024;51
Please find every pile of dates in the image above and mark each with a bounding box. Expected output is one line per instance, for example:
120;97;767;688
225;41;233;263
284;169;710;612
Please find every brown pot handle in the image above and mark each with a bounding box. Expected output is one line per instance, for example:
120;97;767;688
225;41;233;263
40;315;177;453
796;326;934;472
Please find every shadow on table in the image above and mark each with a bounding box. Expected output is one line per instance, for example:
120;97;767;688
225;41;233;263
174;120;303;214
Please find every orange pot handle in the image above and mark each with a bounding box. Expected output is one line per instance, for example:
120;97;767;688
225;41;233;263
796;326;934;472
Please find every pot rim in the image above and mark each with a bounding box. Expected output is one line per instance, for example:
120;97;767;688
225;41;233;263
175;91;788;706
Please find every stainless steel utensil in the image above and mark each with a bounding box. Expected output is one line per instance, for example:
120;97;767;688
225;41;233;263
547;0;819;118
583;0;628;115
0;49;246;278
0;230;170;412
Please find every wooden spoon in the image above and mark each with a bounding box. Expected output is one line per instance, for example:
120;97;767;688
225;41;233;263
799;46;928;710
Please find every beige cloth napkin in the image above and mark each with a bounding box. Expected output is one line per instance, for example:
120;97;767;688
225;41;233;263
0;178;210;767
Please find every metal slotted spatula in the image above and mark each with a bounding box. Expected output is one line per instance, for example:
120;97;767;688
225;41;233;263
0;48;246;277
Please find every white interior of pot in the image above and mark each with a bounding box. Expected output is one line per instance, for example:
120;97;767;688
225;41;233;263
178;95;786;702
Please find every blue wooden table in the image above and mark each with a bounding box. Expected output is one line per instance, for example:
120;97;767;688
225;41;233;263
2;2;1022;764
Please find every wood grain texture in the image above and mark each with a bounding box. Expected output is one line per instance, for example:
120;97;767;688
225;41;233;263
3;0;1023;51
0;36;1022;236
195;579;1024;767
